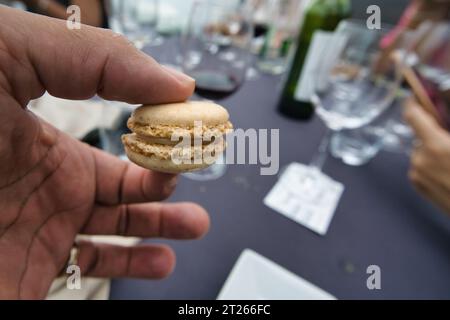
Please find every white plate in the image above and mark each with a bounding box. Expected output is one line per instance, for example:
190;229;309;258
217;249;336;300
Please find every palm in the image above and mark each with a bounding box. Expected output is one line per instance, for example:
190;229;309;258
0;113;208;299
0;113;89;297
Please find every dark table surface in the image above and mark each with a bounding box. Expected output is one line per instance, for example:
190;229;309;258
109;39;450;300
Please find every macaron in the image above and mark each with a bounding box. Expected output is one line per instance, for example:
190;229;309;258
122;101;233;174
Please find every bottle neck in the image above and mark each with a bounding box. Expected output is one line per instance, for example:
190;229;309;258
309;0;351;13
305;0;351;23
312;0;341;5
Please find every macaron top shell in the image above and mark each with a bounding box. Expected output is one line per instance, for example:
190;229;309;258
131;101;230;127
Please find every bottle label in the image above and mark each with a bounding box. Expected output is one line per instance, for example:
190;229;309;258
294;31;334;102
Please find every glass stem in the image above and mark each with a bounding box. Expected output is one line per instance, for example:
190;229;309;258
309;128;335;172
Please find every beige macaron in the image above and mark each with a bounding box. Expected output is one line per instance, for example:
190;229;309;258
122;101;233;174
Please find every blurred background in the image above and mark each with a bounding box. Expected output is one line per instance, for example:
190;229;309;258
2;0;450;300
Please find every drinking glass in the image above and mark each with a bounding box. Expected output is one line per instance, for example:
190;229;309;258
381;111;415;155
296;20;403;197
99;101;138;160
319;22;450;170
330;92;414;166
181;1;253;100
330;125;385;167
180;0;253;181
256;0;302;75
114;0;163;50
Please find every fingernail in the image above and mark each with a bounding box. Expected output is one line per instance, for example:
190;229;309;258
168;175;178;189
162;65;195;84
163;175;178;196
149;248;175;278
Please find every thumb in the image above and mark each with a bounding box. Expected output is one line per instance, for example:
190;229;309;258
0;6;194;106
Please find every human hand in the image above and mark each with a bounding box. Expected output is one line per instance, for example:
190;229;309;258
0;7;209;299
404;99;450;214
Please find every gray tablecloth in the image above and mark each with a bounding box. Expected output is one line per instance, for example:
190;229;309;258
109;62;450;299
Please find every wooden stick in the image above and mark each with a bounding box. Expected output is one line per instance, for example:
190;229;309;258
391;50;443;126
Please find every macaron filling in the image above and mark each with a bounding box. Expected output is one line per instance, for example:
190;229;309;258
135;134;217;146
122;134;225;161
127;119;233;139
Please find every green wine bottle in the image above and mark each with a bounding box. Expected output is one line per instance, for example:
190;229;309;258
277;0;351;120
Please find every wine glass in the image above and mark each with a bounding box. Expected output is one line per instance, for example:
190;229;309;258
181;0;253;100
114;0;163;50
99;100;138;160
296;20;403;198
180;0;254;181
256;0;302;76
330;91;414;166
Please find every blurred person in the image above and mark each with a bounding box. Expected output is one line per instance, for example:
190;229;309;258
404;99;450;214
22;0;109;28
0;6;210;299
375;0;450;73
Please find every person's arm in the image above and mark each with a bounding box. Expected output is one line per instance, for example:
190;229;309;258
22;0;105;27
404;100;450;214
23;0;68;20
72;0;103;27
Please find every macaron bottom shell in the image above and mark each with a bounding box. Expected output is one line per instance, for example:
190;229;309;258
124;146;220;174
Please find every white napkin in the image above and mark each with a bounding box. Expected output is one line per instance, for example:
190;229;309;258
29;93;123;140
